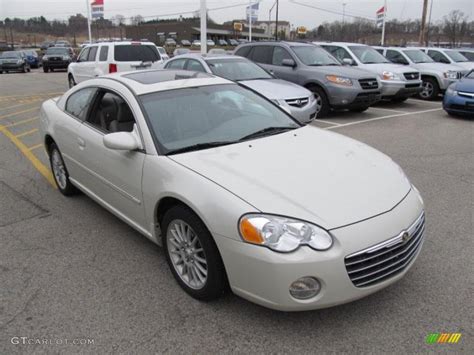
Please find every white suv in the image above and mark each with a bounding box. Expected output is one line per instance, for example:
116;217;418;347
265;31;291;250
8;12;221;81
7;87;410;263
68;41;163;88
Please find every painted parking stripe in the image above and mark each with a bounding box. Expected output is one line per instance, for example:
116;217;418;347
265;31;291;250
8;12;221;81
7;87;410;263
0;100;41;111
15;128;38;138
0;125;55;187
5;116;39;128
28;143;43;151
315;119;342;126
370;107;408;114
0;92;63;100
0;107;38;120
326;108;443;130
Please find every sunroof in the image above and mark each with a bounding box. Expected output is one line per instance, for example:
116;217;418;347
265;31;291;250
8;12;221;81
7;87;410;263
123;70;212;84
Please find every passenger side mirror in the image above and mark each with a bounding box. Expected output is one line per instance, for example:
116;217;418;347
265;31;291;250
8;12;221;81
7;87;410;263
342;58;354;66
282;58;296;68
103;131;141;151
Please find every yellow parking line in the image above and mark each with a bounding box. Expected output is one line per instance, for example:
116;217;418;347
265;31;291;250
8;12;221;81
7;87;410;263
0;126;56;188
0;107;38;120
5;116;39;128
0;100;40;111
28;143;43;151
15;128;38;138
0;92;63;99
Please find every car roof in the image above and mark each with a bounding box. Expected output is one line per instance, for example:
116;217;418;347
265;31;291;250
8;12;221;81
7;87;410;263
87;41;156;46
239;41;314;47
102;69;232;95
313;41;368;47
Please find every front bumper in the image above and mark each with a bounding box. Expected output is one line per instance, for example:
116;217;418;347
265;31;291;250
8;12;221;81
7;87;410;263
284;99;318;124
215;188;424;311
43;60;70;69
381;80;423;99
0;63;24;71
443;93;474;115
327;83;381;108
439;77;457;91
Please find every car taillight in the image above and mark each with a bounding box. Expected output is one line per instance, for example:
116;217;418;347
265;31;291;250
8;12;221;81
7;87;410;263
109;63;117;73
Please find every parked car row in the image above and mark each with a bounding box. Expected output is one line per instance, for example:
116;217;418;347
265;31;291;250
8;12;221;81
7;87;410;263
0;51;31;73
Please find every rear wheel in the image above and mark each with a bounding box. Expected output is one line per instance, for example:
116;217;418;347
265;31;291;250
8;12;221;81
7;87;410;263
43;66;49;73
419;77;439;100
162;205;228;301
309;86;330;118
49;143;78;196
68;74;76;88
22;65;27;73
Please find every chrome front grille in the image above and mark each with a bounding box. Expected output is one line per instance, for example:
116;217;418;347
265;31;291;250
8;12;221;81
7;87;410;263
458;91;474;99
404;72;420;80
457;72;465;79
285;97;309;108
358;78;379;90
345;213;425;287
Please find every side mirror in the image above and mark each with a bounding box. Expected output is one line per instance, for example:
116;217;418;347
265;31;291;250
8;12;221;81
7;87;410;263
282;58;296;68
103;131;141;151
342;58;354;66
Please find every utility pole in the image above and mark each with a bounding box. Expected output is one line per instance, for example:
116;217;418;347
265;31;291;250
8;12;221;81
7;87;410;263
200;0;207;54
9;25;14;49
275;0;279;41
249;0;252;42
419;0;428;45
342;3;347;24
426;0;434;46
381;0;387;46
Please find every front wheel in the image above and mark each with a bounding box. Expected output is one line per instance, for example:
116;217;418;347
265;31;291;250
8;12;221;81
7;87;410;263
43;67;49;73
49;143;78;196
162;205;228;301
310;86;330;118
418;78;439;100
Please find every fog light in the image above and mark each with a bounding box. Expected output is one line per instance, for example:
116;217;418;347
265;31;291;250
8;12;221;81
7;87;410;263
289;277;321;300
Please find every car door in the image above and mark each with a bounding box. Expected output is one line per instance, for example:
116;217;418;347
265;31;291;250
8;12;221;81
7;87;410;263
265;46;299;82
82;46;98;80
57;87;98;182
76;88;147;228
74;47;90;82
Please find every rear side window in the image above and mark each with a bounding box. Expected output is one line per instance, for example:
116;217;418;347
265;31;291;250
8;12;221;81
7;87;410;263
114;45;160;62
235;46;252;58
65;88;96;121
99;46;108;61
186;59;206;72
250;46;273;64
165;59;186;69
88;46;98;61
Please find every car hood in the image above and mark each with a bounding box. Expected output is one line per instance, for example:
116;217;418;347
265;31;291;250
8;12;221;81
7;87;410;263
454;62;474;70
453;77;474;92
415;62;464;72
239;79;312;100
169;126;411;230
307;64;377;79
360;63;418;76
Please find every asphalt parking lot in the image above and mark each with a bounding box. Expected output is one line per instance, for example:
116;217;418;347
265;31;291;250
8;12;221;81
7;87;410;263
0;69;472;353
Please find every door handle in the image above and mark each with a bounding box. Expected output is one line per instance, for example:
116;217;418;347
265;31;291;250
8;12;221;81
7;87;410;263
77;137;85;149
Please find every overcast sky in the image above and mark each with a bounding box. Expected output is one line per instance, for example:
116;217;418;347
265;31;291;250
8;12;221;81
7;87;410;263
1;0;473;28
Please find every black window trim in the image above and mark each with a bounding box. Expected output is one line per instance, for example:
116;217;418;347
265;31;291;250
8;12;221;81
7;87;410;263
64;87;98;122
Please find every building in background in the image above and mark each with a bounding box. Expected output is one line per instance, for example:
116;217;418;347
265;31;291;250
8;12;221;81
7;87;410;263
225;20;291;39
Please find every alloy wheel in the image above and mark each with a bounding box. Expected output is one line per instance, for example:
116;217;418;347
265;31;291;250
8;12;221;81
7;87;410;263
314;93;323;114
166;219;208;289
51;149;67;190
420;81;434;99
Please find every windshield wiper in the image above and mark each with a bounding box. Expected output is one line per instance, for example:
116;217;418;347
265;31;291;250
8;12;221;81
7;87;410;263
239;126;297;141
166;141;236;155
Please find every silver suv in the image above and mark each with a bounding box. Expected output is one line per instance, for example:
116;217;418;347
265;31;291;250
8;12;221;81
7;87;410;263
374;46;468;100
235;41;382;117
316;42;422;102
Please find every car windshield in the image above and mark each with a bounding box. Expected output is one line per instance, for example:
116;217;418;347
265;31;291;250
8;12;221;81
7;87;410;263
206;58;272;81
349;46;390;64
445;50;469;62
46;48;69;55
114;44;160;62
157;47;166;55
1;51;20;58
403;49;434;63
24;50;36;56
140;84;299;154
291;46;340;66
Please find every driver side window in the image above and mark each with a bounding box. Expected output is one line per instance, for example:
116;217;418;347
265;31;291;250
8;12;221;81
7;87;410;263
386;50;408;65
271;47;292;66
427;50;449;63
86;91;136;133
78;47;90;62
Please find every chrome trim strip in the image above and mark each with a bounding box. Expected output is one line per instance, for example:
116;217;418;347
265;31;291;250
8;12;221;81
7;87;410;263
458;91;474;98
346;212;424;258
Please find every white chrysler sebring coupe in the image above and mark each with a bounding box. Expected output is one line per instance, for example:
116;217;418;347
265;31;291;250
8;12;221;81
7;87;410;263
39;70;425;311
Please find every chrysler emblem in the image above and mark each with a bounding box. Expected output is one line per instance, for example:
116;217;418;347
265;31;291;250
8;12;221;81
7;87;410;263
296;99;302;106
402;232;411;243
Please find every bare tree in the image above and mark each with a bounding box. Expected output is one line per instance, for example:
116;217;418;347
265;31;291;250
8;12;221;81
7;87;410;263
130;15;144;26
111;14;125;26
442;10;468;46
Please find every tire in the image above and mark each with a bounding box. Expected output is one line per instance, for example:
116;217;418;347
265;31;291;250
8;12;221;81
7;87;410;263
68;74;76;88
27;66;31;72
349;106;369;113
418;77;439;100
309;85;330;118
22;65;27;73
43;67;49;73
48;143;78;196
162;205;228;301
50;68;54;72
0;71;3;74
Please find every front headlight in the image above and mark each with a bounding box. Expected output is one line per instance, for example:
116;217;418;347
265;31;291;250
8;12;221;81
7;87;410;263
444;71;458;79
17;60;23;64
446;85;458;96
43;56;48;61
326;75;352;86
239;214;333;252
381;71;401;80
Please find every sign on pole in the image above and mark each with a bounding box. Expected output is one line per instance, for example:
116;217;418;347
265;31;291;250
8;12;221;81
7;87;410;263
91;0;104;19
246;1;259;42
376;1;387;45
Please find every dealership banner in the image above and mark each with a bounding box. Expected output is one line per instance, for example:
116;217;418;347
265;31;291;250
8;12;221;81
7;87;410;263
91;0;104;19
246;2;259;23
376;6;385;28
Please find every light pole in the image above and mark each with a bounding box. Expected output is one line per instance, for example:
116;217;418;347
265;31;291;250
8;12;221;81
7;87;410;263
200;0;207;54
275;0;279;41
86;0;92;43
342;3;347;24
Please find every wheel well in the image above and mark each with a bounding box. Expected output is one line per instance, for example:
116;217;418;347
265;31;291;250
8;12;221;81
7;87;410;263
421;75;439;87
304;82;328;97
44;135;55;156
156;197;189;228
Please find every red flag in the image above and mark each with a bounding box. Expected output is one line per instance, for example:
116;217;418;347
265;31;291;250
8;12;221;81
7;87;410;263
376;6;385;14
